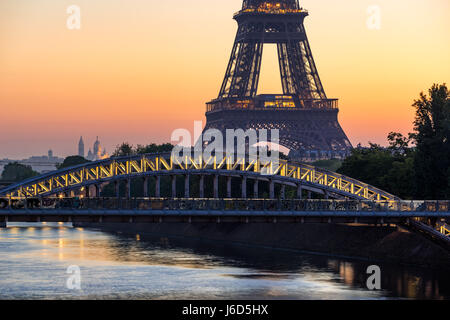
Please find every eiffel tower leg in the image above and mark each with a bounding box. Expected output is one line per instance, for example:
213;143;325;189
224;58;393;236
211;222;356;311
219;40;263;98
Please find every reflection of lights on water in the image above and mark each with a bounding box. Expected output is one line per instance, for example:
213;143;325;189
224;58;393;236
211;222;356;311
136;234;141;241
339;262;355;286
58;238;65;261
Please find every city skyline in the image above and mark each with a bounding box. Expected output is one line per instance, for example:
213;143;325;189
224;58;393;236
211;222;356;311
1;0;449;158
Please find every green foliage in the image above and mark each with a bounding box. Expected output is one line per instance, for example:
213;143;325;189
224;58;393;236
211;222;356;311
113;143;134;157
136;143;174;154
337;143;415;199
113;143;174;157
57;156;91;170
312;159;342;172
412;83;450;199
1;162;39;182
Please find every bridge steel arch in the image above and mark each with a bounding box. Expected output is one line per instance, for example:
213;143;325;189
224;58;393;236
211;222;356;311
0;153;398;201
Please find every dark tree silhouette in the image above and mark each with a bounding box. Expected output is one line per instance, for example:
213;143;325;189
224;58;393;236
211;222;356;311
412;83;450;199
1;163;39;182
57;156;90;170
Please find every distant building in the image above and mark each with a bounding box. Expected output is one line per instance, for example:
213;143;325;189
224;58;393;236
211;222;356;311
0;149;64;174
78;136;85;158
86;136;109;161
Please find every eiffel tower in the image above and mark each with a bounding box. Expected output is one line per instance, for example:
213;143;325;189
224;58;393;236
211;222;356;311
203;0;352;160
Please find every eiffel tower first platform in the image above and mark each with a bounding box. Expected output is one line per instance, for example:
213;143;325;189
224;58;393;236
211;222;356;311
203;0;352;161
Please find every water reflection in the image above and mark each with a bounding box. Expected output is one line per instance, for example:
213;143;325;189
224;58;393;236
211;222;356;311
0;223;449;300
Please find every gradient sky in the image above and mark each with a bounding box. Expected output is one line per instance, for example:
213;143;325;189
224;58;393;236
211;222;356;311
0;0;449;159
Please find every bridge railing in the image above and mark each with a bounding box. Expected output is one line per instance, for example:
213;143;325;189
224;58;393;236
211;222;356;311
1;198;450;215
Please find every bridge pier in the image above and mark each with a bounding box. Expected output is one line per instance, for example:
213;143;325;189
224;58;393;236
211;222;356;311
85;186;90;198
115;181;120;198
143;177;149;198
155;176;161;198
184;175;190;198
253;180;259;199
269;180;275;199
227;177;232;198
280;185;286;200
126;179;131;199
171;175;177;198
199;175;205;198
307;191;312;199
242;176;247;198
297;185;303;199
213;175;219;198
95;184;100;198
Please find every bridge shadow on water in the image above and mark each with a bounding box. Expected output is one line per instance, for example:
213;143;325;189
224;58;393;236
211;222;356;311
98;227;450;300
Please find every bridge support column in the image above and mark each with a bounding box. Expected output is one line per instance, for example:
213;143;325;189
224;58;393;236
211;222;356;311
324;191;329;200
184;175;190;198
199;176;205;198
95;184;100;198
253;180;259;199
227;177;232;198
297;185;303;199
241;176;247;199
307;191;312;199
213;175;219;199
126;179;131;199
115;181;120;198
143;177;149;198
171;176;177;198
85;186;90;198
155;176;161;198
270;180;275;199
280;185;285;200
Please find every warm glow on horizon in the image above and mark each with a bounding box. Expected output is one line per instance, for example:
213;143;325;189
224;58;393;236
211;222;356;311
0;0;449;158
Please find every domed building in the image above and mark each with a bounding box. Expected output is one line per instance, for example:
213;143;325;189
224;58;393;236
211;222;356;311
85;136;109;161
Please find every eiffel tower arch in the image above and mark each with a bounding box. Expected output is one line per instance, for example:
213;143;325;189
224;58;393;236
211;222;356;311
203;0;352;160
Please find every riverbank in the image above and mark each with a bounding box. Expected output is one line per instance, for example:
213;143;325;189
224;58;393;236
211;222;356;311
74;222;450;268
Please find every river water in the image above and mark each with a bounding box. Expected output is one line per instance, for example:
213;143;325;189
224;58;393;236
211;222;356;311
0;223;449;300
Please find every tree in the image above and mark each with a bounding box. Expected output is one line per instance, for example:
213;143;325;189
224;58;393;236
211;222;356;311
136;143;174;154
337;142;415;199
57;156;91;170
113;142;174;157
1;163;39;182
113;143;134;157
412;83;450;199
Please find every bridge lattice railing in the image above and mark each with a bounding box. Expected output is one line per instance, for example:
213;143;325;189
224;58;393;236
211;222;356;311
0;153;398;201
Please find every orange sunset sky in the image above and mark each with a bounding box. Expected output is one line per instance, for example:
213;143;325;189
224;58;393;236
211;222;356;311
0;0;449;159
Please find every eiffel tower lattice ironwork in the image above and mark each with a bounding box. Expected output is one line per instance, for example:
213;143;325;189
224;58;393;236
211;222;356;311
203;0;352;160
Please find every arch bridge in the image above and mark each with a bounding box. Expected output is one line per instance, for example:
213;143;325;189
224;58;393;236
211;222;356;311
0;153;397;201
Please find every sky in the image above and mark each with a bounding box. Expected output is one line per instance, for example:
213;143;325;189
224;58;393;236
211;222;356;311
0;0;449;159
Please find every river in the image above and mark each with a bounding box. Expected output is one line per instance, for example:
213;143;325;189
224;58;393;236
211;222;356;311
0;223;449;300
